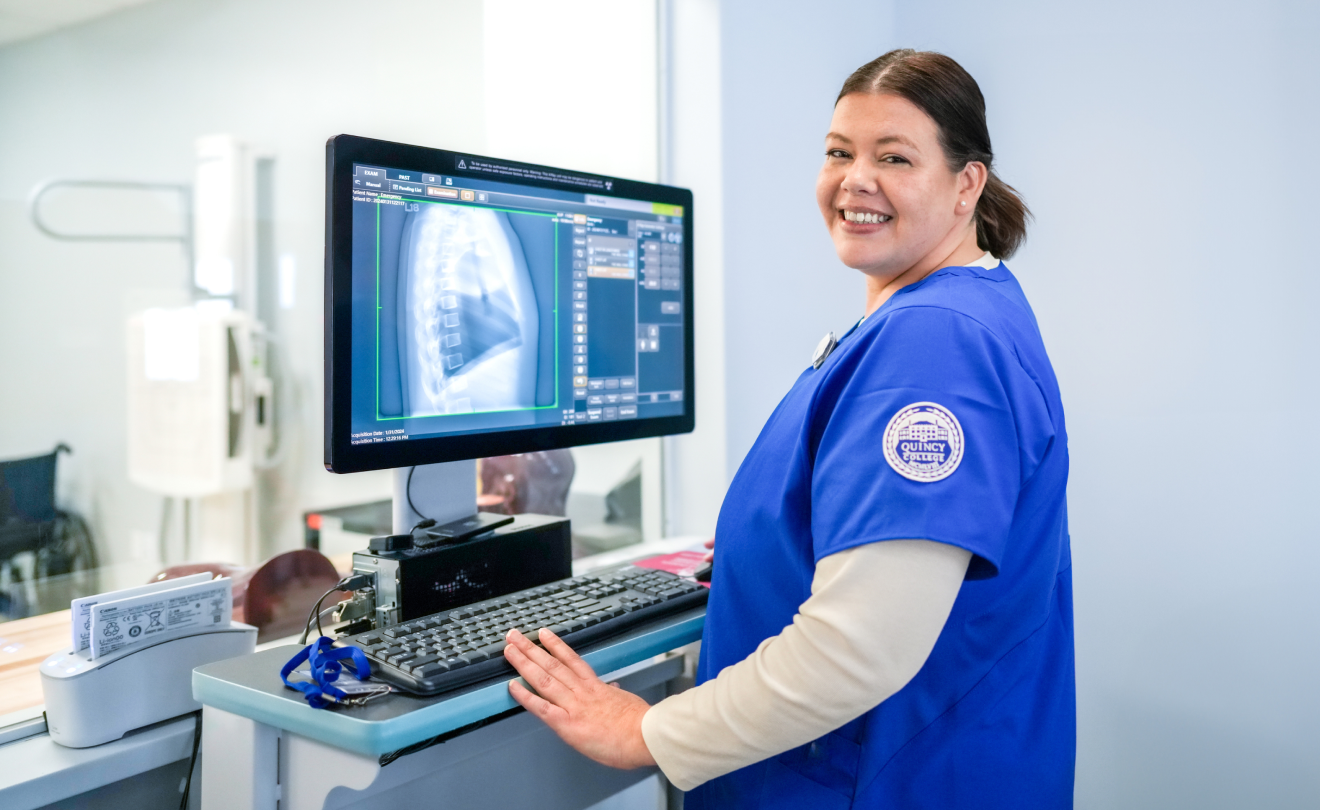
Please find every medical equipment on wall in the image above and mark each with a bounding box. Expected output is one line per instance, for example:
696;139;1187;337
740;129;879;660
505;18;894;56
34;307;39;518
28;134;289;566
126;306;271;496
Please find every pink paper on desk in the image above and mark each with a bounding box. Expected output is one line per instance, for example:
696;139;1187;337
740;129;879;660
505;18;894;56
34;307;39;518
635;551;711;588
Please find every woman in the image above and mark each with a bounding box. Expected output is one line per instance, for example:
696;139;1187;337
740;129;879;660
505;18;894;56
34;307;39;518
502;49;1074;808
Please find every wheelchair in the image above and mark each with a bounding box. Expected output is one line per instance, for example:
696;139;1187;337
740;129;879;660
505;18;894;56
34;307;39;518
0;444;99;619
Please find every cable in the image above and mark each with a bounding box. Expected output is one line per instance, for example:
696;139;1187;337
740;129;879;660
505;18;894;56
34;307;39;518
299;585;338;645
179;710;202;809
299;573;374;644
406;466;428;531
406;465;421;522
404;466;442;534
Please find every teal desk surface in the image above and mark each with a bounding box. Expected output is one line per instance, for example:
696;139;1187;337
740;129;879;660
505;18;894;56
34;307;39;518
193;607;704;757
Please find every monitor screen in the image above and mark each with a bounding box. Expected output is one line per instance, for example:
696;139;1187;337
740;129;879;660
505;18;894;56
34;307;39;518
324;135;695;473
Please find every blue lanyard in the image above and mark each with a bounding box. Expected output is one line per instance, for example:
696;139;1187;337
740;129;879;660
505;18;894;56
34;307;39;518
280;637;373;709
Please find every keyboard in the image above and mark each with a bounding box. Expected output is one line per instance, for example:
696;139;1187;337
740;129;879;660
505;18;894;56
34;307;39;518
336;564;708;696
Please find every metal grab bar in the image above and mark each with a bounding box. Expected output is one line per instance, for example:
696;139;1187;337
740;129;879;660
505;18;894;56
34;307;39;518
28;178;192;250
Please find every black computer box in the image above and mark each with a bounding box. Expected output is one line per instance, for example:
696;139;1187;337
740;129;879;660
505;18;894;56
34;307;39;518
350;514;571;629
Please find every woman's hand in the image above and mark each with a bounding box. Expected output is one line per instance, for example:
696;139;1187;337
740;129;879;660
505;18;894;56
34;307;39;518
703;537;715;562
504;628;657;770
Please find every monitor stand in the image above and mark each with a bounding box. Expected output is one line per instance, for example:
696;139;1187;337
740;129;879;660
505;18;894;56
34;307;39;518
392;459;478;535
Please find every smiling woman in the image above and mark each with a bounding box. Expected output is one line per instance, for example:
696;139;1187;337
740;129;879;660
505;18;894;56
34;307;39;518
818;49;1031;316
833;50;1030;255
504;49;1074;810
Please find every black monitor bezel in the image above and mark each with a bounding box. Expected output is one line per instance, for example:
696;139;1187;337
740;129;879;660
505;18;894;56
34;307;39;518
325;134;695;474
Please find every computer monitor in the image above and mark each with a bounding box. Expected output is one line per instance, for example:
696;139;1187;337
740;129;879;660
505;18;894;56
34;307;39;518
324;135;695;474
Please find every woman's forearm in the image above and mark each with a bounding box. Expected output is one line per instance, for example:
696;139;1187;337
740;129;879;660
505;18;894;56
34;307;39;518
641;539;971;791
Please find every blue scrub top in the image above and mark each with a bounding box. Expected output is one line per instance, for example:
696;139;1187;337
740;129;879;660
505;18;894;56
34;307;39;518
690;262;1074;809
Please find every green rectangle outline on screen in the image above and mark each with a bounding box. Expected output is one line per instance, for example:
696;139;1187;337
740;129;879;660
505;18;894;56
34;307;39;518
373;196;561;421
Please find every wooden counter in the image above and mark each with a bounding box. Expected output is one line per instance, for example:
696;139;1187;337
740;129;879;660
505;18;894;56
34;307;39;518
0;610;72;717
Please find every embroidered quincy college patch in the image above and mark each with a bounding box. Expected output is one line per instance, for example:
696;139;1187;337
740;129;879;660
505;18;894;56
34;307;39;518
882;402;965;482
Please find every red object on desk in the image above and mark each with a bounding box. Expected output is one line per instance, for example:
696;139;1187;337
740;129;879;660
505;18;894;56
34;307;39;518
635;551;711;588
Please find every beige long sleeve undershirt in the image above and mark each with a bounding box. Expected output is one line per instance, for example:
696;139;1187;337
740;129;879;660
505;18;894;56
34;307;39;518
640;540;972;791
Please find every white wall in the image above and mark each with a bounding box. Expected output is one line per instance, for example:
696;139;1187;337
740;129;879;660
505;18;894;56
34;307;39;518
710;0;1320;805
483;0;657;183
0;0;487;563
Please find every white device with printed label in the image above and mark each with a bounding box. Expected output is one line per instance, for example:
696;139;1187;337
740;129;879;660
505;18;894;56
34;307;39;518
41;623;256;748
89;577;233;658
70;572;214;654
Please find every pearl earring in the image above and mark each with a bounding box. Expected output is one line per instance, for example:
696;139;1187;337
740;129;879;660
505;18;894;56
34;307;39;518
960;201;966;207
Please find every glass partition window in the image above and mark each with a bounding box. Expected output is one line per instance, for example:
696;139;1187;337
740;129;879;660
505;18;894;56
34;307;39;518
0;0;661;663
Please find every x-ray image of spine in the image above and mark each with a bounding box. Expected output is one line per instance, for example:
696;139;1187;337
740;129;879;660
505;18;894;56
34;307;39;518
398;205;540;416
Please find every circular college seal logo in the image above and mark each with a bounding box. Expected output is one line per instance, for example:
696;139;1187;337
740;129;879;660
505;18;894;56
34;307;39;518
882;402;965;482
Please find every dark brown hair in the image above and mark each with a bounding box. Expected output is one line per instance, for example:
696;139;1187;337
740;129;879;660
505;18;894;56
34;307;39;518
837;49;1030;258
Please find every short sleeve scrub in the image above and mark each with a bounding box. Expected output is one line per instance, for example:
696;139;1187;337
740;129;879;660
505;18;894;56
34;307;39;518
690;261;1074;810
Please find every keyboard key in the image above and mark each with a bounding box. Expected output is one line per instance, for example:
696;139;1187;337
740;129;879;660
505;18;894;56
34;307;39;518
459;647;493;664
414;661;451;678
405;654;441;672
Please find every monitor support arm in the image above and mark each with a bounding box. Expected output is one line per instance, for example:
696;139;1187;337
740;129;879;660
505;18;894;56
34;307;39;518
392;460;478;535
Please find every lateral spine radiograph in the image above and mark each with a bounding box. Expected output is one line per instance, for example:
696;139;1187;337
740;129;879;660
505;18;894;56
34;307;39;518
399;205;540;417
